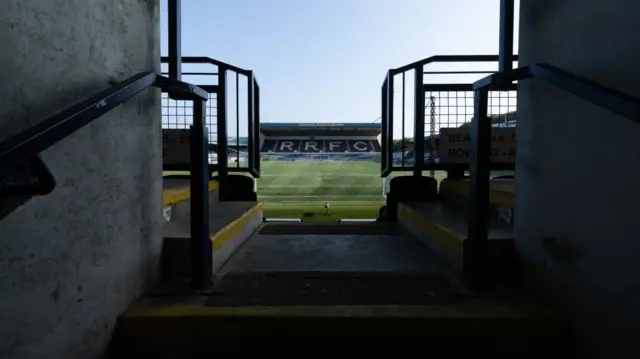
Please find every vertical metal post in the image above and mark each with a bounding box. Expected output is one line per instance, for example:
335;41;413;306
217;70;229;199
254;81;261;174
381;80;388;172
466;87;491;288
247;72;255;174
401;72;406;166
235;73;240;166
413;68;425;176
168;0;182;81
499;0;515;72
385;72;394;170
190;99;211;289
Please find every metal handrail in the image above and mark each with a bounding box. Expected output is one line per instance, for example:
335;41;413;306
0;72;213;288
160;56;251;75
465;63;640;288
381;55;520;177
474;63;640;123
390;54;519;75
159;56;262;179
0;73;207;170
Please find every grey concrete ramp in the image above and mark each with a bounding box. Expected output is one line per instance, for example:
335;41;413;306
219;232;447;273
207;224;467;306
208;271;464;306
258;222;400;235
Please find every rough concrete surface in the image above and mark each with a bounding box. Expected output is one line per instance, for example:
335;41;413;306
212;231;464;306
0;1;161;358
220;233;452;274
517;0;640;357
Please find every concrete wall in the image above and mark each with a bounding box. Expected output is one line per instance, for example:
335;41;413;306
0;1;161;358
517;1;640;357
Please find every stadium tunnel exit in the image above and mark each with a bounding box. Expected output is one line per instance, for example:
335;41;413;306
2;0;640;358
258;122;384;218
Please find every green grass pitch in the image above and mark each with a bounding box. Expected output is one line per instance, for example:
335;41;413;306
163;160;450;222
258;160;446;221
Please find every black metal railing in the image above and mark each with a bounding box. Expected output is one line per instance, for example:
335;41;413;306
381;55;518;177
0;72;214;288
379;0;640;290
466;63;640;287
160;57;261;181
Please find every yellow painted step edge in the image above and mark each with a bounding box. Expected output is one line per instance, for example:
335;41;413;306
398;203;464;258
440;180;514;208
124;302;557;319
162;181;219;206
211;202;264;251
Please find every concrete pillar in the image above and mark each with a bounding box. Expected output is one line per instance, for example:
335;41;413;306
0;1;161;358
517;0;640;357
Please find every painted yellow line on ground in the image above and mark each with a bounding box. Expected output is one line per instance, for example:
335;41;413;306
440;179;514;208
211;202;264;250
124;301;557;319
398;203;464;258
120;302;566;341
162;181;219;206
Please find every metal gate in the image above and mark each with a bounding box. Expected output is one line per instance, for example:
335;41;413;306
160;57;261;178
380;55;517;178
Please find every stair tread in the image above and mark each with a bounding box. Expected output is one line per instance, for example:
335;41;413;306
258;222;400;235
217;230;462;276
401;201;512;241
163;201;257;239
439;178;514;208
207;271;463;306
126;294;558;317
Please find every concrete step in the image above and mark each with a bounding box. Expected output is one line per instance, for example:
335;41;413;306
439;178;515;229
398;201;516;285
160;201;262;279
258;222;401;235
209;271;463;306
113;220;570;357
439;177;515;208
160;178;264;282
162;178;220;221
113;295;570;357
217;229;465;281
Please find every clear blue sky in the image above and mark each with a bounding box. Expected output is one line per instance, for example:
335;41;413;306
160;0;519;137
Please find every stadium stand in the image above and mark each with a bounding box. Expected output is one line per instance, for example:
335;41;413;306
257;123;383;205
262;138;380;153
396;135;442;165
260;123;381;161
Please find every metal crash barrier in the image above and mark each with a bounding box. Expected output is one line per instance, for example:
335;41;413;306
161;57;261;181
380;54;517;288
380;55;517;179
161;55;261;287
